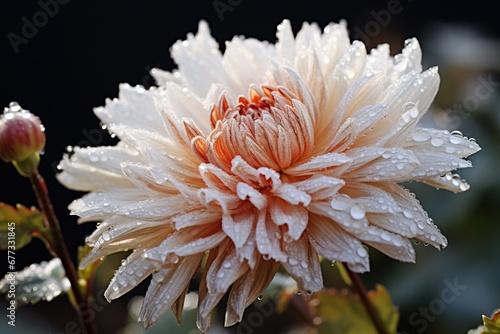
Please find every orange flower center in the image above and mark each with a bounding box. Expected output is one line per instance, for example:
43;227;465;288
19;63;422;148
190;85;315;174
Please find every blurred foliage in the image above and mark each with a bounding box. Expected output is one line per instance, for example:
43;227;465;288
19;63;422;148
0;258;70;307
0;203;46;251
313;285;398;334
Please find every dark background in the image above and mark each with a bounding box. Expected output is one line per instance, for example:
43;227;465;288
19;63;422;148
1;1;499;333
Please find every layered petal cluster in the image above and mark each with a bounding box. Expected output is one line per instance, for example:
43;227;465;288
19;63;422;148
58;20;480;331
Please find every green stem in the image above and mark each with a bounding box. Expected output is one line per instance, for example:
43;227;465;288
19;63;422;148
30;170;96;334
342;263;388;334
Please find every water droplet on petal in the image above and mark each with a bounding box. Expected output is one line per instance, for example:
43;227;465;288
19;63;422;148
381;232;392;242
356;247;368;257
431;137;444;147
350;205;365;220
403;210;413;219
331;195;351;211
412;129;431;142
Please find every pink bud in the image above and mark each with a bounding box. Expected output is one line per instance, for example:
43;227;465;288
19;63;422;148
0;102;46;176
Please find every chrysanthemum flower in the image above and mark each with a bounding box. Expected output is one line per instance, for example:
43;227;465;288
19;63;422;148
58;20;480;331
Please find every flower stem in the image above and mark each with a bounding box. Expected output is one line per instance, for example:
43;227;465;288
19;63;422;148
342;263;388;334
30;170;96;334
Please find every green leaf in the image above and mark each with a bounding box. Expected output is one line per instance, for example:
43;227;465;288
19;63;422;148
313;284;399;334
482;310;500;333
0;203;45;250
0;258;70;307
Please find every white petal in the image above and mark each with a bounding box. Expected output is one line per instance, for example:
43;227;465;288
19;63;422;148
69;188;148;219
276;19;296;64
170;21;225;97
199;163;238;192
94;84;166;136
223;37;274;95
173;209;222;230
226;258;279;326
375;67;440;146
323;41;367;129
58;149;133;192
115;196;189;220
318;21;350;78
205;242;249;297
334;70;385;131
150;68;185;87
349;182;447;248
405;128;481;158
345;147;419;182
380;183;447;248
309;199;368;235
353;226;416;263
307;214;369;273
139;254;203;328
274;183;311;206
198;188;241;214
391;37;422;79
236;182;268;210
222;210;255;249
269;198;308;240
292;175;345;201
145;224;223;262
285;153;351;176
256;210;287;262
281;235;323;292
104;250;158;301
421;173;471;193
162;82;213;136
121;162;177;195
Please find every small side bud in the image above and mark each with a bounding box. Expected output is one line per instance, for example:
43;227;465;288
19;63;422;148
0;102;46;177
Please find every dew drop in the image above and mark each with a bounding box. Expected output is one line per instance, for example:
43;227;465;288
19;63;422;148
381;232;392;241
331;195;351;211
350;205;365;220
289;258;299;266
403;210;413;219
356;247;368;257
431;138;444;147
393;55;408;72
412;129;431;142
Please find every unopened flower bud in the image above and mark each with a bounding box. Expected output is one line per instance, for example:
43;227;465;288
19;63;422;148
0;102;46;177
